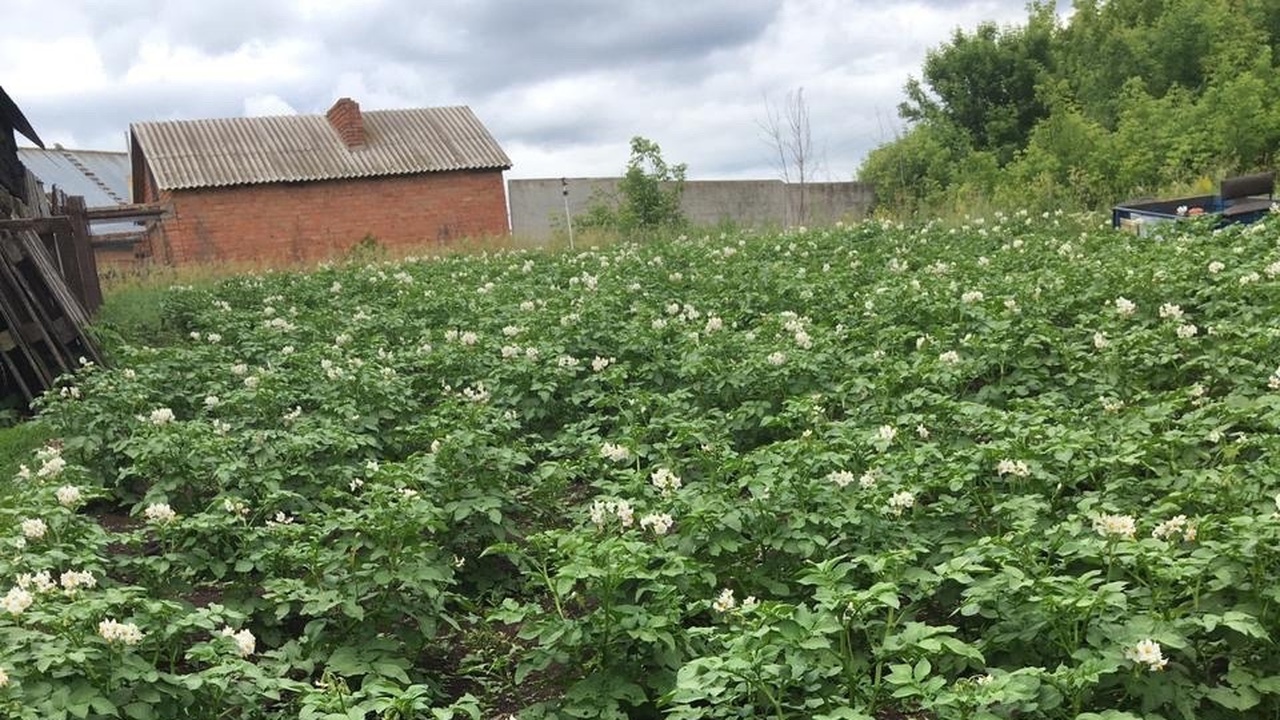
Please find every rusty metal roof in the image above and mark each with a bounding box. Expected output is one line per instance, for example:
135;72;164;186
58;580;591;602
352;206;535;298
131;105;511;191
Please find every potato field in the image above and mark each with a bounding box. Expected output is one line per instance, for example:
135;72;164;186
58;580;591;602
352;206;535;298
3;213;1280;719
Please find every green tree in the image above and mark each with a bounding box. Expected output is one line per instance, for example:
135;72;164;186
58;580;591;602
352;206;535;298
579;136;688;234
857;122;973;216
899;2;1056;163
861;0;1280;216
618;136;687;230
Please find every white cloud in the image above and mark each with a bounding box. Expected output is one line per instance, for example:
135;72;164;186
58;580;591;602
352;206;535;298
122;37;314;88
1;0;1049;178
243;94;297;117
0;35;110;100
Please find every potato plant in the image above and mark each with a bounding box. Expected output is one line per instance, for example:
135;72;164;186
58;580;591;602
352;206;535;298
2;211;1280;719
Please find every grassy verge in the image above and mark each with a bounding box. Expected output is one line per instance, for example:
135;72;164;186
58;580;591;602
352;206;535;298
0;420;52;481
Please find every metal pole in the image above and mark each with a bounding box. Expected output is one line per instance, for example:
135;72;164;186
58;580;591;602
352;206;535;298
562;177;574;250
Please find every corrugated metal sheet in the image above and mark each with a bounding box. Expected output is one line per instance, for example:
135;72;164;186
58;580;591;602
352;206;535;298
17;147;130;206
17;147;138;234
131;105;512;191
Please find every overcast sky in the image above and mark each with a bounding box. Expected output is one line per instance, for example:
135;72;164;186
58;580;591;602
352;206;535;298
2;0;1048;181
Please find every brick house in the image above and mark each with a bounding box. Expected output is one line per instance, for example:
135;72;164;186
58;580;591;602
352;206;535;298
129;98;512;265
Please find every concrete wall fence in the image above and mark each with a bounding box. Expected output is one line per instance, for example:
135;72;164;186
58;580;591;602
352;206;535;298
508;177;874;241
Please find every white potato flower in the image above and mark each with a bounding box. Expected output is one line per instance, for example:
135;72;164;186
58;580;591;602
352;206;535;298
98;619;144;646
37;456;67;480
650;468;682;496
144;503;177;525
1092;513;1136;540
220;626;256;657
639;513;674;536
599;443;632;464
1124;639;1169;671
20;518;46;540
55;485;82;508
1;586;34;615
996;459;1031;478
888;490;916;515
876;425;897;444
60;570;96;595
827;470;856;488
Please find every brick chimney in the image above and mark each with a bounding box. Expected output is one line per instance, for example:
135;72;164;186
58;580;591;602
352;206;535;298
326;97;365;149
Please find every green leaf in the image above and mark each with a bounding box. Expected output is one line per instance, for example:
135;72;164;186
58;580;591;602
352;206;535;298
123;702;156;720
326;646;369;677
1205;684;1261;711
1221;611;1269;640
89;696;117;716
372;661;412;685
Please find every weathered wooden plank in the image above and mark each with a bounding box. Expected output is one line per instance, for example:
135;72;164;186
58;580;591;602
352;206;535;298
25;227;104;366
89;231;144;249
0;239;73;379
13;230;92;332
22;169;50;216
0;244;57;393
16;231;102;367
0;217;73;234
0;328;38;402
85;203;166;221
0;230;103;371
62;196;103;314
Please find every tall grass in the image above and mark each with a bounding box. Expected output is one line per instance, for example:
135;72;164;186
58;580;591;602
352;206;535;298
93;233;560;350
0;420;51;491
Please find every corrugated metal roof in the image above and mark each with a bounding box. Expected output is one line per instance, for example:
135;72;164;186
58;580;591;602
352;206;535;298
131;105;512;191
18;147;130;206
18;147;137;234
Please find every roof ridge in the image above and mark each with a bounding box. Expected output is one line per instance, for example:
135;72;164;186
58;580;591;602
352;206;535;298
132;105;511;191
131;105;478;128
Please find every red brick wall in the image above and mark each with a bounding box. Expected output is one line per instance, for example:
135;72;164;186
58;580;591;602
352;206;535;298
142;170;509;265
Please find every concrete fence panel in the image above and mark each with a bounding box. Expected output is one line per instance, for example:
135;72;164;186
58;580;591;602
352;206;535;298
508;177;874;242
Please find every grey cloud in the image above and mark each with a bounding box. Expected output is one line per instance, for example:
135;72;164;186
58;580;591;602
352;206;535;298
345;0;782;94
6;0;1046;180
69;0;782;96
17;82;328;153
77;0;299;73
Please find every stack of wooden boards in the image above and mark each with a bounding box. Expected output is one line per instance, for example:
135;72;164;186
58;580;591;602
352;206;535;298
0;225;102;403
0;172;104;407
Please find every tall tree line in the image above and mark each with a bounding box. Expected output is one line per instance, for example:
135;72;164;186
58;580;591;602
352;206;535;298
860;0;1280;214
